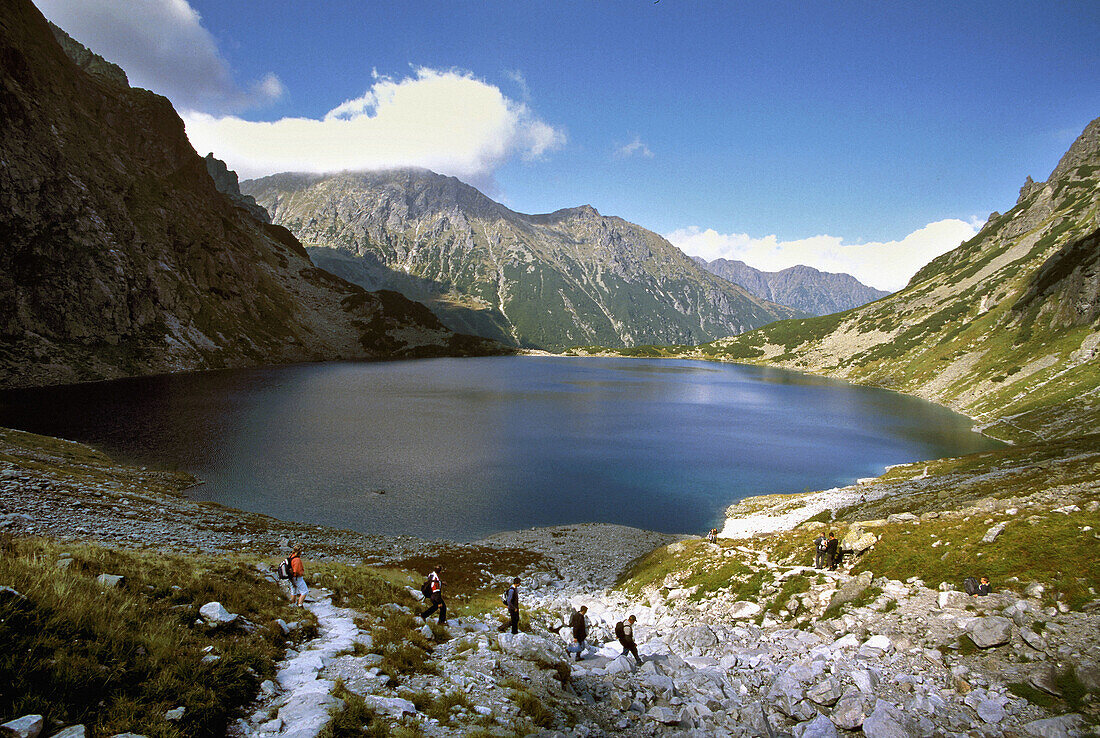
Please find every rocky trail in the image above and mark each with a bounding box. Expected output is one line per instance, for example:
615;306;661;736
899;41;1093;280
214;539;1098;738
234;591;363;738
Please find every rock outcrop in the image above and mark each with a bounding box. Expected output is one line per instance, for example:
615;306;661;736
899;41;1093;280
203;154;271;224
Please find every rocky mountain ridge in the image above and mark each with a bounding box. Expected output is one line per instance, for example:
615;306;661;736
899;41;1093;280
692;257;891;316
0;1;501;389
591;117;1100;444
203;154;271;224
241;170;803;350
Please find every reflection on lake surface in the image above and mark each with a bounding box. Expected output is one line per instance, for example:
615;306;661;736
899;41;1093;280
0;357;1003;540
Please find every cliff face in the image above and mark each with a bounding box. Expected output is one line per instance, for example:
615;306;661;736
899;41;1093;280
242;170;803;350
692;257;891;315
0;1;499;389
660;117;1100;443
203;154;271;224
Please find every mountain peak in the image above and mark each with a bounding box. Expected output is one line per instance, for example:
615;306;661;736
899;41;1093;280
543;204;601;219
1048;116;1100;184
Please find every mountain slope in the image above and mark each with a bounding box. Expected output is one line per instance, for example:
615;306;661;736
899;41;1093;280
0;2;499;389
692;257;891;315
241;170;803;350
588;118;1100;443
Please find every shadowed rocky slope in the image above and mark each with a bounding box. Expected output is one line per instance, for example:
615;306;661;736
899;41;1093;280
0;1;501;389
242;170;803;350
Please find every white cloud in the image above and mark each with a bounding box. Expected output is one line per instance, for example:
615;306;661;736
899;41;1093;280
667;218;982;292
38;0;283;112
615;135;654;159
182;68;566;182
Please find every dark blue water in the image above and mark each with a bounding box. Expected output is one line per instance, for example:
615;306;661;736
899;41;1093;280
0;357;1001;540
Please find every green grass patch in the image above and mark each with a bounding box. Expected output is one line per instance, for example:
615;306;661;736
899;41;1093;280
766;575;811;615
0;537;308;737
319;680;389;737
309;562;412;614
823;586;882;619
615;540;706;594
1007;667;1087;712
513;688;554;728
371;612;438;680
851;509;1100;609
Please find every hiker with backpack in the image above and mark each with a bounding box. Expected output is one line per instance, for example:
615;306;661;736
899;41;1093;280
569;605;588;662
419;564;447;624
615;614;642;665
814;532;828;568
498;577;521;634
285;545;307;607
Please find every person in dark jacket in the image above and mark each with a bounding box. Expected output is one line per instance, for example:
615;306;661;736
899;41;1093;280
420;564;446;624
976;576;992;596
569;605;588;661
498;577;521;634
825;532;839;570
617;614;642;665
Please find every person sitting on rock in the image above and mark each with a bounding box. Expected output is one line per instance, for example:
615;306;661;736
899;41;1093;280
826;532;839;570
616;614;642;665
288;545;307;607
498;577;521;634
976;576;992;596
570;605;588;661
420;564;446;624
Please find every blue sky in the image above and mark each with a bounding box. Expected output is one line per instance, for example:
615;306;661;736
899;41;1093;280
37;1;1099;290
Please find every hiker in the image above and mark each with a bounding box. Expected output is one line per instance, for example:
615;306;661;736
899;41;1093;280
825;532;839;570
569;605;588;661
288;545;307;607
616;614;642;664
706;528;718;544
814;532;828;568
977;576;992;595
420;564;447;624
498;577;521;634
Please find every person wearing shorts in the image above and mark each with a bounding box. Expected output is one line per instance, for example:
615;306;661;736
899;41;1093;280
289;545;307;606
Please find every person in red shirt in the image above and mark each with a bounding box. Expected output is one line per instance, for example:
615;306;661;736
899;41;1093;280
289;545;307;607
420;564;446;624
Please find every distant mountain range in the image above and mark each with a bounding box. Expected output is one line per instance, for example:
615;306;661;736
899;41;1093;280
0;2;499;388
241;171;804;350
691;258;891;316
615;117;1100;443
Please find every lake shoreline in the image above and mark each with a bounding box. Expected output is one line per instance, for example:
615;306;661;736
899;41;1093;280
0;426;681;585
0;355;999;543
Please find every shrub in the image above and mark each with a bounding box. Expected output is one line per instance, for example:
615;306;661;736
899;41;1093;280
513;689;553;728
319;680;388;738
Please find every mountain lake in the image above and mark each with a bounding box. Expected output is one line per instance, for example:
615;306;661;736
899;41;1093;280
0;356;1004;541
